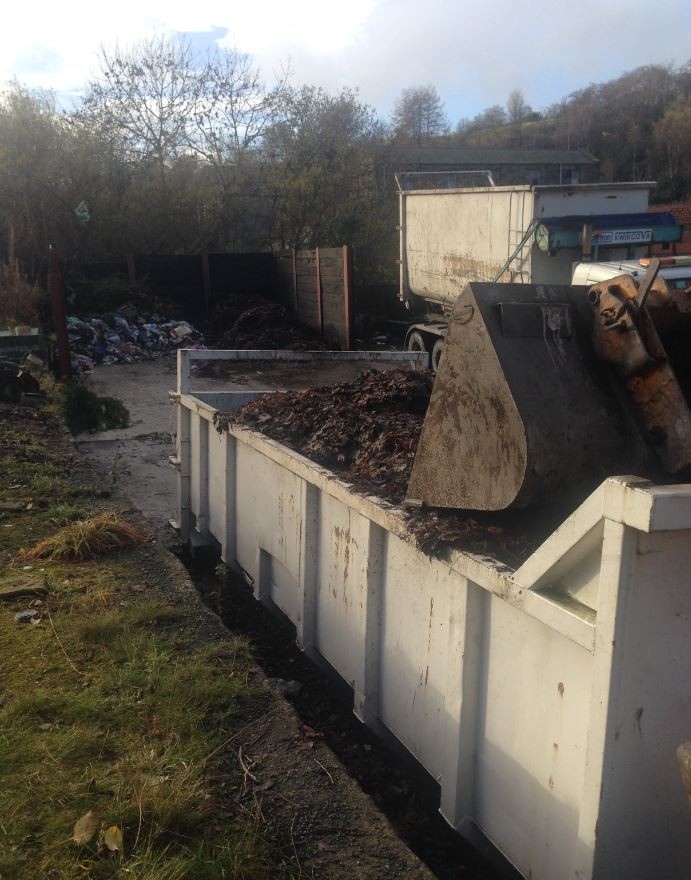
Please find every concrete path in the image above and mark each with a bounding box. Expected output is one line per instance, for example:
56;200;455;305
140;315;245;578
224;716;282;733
75;360;180;530
75;356;404;533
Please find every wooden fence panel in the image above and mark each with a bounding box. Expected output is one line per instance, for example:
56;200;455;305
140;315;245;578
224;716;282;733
277;246;352;349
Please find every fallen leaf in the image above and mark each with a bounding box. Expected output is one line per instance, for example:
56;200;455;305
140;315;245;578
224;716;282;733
143;774;169;787
103;825;123;852
73;810;99;846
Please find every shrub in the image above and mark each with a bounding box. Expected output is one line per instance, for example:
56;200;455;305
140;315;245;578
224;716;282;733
60;382;130;434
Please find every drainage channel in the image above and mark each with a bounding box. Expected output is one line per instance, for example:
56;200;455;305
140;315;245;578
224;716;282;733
179;549;511;880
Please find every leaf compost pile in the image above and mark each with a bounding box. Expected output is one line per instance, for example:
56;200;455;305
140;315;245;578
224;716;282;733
219;301;329;351
216;368;432;497
214;369;548;564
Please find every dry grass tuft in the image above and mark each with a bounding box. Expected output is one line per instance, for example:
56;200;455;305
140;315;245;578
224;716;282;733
18;512;151;562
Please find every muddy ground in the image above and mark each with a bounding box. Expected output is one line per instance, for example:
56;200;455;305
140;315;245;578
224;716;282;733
75;357;509;879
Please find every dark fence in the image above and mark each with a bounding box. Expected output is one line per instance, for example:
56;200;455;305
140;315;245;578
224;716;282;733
81;252;276;325
81;248;354;348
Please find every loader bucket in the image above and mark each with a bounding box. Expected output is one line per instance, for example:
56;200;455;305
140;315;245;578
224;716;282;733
406;282;642;511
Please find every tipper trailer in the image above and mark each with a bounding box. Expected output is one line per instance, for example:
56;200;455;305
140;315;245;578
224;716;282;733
397;175;684;369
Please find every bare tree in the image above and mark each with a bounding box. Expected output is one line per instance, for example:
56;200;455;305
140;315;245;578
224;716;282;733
391;86;448;143
506;88;531;125
191;52;289;171
468;104;507;132
654;96;691;199
0;83;77;267
80;36;203;170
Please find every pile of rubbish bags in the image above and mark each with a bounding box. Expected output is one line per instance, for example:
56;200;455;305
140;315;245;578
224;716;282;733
66;307;204;373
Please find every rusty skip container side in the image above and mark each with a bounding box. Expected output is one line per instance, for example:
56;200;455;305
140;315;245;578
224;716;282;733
173;349;691;880
406;282;647;511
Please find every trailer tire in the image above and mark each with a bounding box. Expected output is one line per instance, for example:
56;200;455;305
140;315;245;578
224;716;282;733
431;338;445;373
406;330;428;356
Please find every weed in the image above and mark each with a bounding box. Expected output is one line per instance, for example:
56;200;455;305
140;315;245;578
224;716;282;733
29;471;69;496
60;382;130;435
127;600;184;627
76;611;127;644
70;484;113;499
49;503;87;523
18;512;150;562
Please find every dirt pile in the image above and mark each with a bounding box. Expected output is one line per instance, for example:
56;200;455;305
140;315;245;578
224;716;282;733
214;369;545;563
219;301;328;351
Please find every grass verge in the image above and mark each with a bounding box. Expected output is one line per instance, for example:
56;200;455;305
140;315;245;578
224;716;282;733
0;406;295;879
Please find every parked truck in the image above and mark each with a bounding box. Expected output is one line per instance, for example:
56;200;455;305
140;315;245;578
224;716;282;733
397;174;686;369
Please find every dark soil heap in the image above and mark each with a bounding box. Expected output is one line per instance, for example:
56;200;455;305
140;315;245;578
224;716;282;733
219;301;328;351
214;369;554;564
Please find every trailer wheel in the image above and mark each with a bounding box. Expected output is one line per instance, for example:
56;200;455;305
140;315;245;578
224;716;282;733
406;330;427;356
405;330;429;369
431;338;445;373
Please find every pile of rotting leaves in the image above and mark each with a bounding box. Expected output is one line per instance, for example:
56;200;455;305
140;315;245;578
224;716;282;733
213;369;544;565
219;301;329;351
216;368;432;497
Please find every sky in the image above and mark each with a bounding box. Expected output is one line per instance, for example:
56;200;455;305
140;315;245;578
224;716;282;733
2;0;691;124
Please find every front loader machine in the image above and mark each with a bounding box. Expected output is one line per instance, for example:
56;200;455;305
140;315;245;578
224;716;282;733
406;265;691;511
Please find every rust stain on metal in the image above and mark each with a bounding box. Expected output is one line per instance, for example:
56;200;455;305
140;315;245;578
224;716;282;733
589;273;691;474
635;706;644;737
343;541;350;583
441;253;501;285
277;496;285;550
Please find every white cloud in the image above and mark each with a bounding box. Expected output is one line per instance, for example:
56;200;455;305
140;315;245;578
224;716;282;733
1;0;690;121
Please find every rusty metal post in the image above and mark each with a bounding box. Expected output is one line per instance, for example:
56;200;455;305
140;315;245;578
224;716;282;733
291;248;298;315
201;253;211;318
315;247;323;334
342;244;353;351
47;247;72;380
